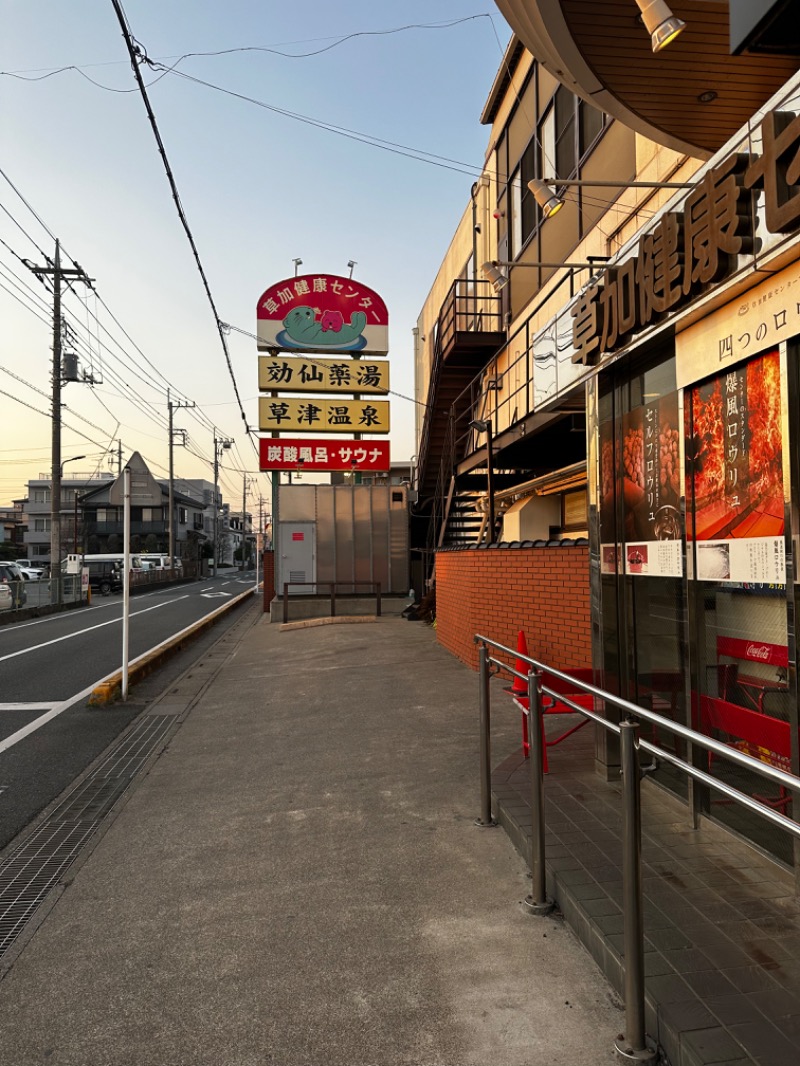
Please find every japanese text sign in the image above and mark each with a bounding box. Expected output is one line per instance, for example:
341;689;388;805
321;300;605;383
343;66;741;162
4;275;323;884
258;397;390;434
259;438;390;471
258;356;389;394
675;257;800;388
256;274;389;355
572;103;800;366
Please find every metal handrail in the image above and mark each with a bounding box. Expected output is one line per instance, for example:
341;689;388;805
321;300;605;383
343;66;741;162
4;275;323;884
474;632;800;1065
485;635;800;804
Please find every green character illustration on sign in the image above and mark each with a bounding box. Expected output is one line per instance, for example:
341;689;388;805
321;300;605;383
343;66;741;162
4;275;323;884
279;306;368;351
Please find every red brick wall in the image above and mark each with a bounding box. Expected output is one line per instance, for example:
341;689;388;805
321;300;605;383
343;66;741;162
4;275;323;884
435;546;591;670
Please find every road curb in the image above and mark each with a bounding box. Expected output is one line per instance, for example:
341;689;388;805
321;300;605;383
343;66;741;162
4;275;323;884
279;615;378;632
88;586;259;705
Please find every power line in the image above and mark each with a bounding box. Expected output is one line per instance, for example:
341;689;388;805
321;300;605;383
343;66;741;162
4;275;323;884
110;0;250;441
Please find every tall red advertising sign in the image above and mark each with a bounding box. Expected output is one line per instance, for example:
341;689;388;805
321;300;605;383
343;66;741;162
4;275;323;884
256;274;389;356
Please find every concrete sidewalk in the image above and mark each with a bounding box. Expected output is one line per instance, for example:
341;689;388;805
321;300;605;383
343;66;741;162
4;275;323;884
0;607;623;1066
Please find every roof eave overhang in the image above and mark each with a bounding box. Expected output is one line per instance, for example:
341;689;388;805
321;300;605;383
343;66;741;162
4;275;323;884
495;0;714;159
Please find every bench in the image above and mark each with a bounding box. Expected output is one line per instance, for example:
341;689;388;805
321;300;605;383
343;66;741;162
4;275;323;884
693;637;791;809
513;668;594;771
713;636;788;715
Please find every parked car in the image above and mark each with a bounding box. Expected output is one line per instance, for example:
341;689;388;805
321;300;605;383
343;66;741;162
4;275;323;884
140;554;183;573
0;564;27;608
0;581;13;612
86;560;123;596
17;566;43;581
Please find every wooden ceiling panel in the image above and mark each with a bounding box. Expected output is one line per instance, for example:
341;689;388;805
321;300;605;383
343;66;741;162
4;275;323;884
498;1;800;155
564;0;798;152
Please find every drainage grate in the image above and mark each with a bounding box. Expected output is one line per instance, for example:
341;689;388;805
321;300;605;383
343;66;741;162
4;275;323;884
0;714;175;960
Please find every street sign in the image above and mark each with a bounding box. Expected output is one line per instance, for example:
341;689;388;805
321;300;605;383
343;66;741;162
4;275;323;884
259;438;390;472
258;355;389;394
256;274;389;355
258;397;390;434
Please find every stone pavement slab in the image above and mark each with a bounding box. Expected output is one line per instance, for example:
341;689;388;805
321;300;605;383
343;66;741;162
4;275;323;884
0;614;624;1066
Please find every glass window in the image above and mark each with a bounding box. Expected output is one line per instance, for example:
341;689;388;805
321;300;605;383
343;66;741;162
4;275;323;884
554;87;576;179
579;101;604;155
540;108;556;183
519;138;538;243
510;168;522;258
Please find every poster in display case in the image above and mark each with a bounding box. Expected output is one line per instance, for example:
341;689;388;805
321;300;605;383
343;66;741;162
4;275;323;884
620;392;683;577
688;348;785;584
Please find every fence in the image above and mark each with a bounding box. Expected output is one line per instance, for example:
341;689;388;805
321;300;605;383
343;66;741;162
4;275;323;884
282;582;382;624
474;633;800;1064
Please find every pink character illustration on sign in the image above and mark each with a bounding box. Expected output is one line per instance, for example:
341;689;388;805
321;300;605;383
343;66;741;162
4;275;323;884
320;309;344;333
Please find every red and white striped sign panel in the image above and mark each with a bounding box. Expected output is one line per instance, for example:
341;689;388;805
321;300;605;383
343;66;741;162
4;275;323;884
256;274;389;355
259;437;390;472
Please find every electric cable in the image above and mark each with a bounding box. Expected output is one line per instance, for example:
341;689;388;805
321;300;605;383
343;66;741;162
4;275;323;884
111;0;250;441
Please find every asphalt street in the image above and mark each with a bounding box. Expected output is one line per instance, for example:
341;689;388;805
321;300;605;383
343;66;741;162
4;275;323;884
0;572;258;852
0;572;258;707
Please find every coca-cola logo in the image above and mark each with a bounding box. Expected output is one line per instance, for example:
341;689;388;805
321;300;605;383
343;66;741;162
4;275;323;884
746;643;771;661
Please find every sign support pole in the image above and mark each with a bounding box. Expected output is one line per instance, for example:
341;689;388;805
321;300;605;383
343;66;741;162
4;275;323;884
122;465;131;701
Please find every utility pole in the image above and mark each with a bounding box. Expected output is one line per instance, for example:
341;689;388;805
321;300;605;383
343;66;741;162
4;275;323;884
241;474;255;571
241;473;247;572
27;239;92;601
213;432;233;574
167;390;194;564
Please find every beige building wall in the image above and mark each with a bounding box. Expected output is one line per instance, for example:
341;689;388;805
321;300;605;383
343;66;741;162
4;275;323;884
414;37;706;453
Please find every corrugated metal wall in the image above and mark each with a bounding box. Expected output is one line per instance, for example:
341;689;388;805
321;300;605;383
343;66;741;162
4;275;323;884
279;484;409;593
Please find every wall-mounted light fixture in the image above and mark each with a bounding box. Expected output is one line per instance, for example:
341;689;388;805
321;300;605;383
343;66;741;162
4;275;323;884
481;259;608;293
528;177;565;219
635;0;686;52
531;176;694;220
469;419;496;545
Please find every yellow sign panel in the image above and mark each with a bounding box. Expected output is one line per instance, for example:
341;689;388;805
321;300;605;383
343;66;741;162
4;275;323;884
258;397;390;434
258;356;389;394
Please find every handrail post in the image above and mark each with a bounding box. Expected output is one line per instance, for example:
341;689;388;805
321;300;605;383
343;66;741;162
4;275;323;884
475;643;495;827
283;582;289;624
615;720;657;1064
524;667;554;915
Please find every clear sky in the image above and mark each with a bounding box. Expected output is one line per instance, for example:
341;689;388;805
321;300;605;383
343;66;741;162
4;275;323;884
1;2;510;513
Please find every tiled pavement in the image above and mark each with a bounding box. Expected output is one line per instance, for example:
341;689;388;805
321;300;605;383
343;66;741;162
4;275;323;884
492;719;800;1066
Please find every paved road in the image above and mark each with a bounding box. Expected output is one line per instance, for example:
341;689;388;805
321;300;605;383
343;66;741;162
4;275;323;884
0;573;258;852
0;573;257;706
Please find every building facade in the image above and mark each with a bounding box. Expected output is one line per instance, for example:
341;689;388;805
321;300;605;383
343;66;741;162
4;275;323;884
416;14;800;871
24;458;217;566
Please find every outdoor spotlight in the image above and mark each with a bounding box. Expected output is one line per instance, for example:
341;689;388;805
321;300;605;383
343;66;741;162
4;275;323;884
527;178;564;219
469;419;490;434
481;261;509;293
635;0;686;52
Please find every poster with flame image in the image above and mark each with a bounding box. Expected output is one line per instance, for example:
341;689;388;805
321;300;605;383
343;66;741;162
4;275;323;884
688;349;785;584
689;349;783;542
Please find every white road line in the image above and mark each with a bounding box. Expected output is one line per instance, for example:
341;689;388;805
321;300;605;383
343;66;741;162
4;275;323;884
0;586;252;756
0;703;55;712
200;586;214;592
0;688;102;755
0;597;188;665
0;603;109;633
